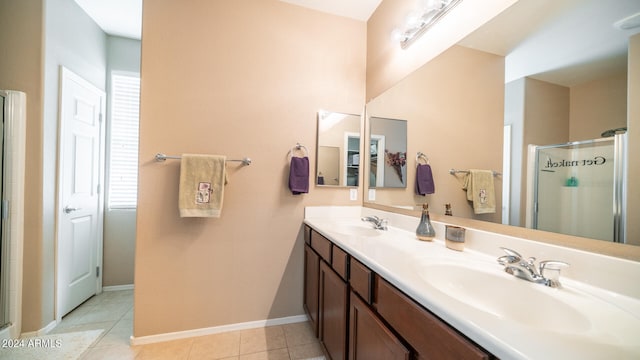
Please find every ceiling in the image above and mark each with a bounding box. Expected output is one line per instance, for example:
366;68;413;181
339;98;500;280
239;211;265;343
74;0;142;39
74;0;381;40
458;0;640;86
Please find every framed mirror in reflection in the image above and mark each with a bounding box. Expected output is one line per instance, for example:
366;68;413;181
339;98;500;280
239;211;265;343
369;117;408;188
364;0;640;246
316;110;361;187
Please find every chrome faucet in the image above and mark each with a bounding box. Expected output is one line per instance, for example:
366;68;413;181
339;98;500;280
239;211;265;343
361;216;388;230
497;247;569;288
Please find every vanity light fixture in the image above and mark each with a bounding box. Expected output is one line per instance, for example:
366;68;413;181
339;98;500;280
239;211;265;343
393;0;463;49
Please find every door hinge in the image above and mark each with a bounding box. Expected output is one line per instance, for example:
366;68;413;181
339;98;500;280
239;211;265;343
97;184;101;194
96;266;100;277
99;113;103;122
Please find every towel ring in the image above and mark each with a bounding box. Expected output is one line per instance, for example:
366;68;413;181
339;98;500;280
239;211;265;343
290;143;309;159
416;152;429;165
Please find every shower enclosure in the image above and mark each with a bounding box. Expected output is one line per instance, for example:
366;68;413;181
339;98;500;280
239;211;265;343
528;134;627;243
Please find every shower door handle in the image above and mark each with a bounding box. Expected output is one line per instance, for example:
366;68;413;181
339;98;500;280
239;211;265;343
64;206;81;214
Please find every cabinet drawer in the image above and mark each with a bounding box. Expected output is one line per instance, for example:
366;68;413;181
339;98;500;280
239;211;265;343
350;258;373;304
332;246;349;280
311;230;332;262
375;278;490;360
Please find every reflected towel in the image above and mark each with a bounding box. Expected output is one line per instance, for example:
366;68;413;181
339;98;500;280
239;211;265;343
179;154;226;218
462;169;496;214
415;164;435;195
289;156;309;195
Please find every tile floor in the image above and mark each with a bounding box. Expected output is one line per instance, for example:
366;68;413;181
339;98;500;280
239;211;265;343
50;289;326;360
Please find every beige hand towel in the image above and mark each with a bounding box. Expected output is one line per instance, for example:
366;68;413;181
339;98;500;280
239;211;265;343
179;154;226;218
462;169;496;214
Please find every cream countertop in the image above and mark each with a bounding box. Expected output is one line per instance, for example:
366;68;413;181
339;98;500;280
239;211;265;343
304;206;640;360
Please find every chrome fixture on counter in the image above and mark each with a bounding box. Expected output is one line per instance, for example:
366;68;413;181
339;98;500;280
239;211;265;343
361;216;388;231
497;247;569;288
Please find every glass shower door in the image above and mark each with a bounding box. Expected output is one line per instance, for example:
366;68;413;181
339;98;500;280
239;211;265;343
532;134;626;243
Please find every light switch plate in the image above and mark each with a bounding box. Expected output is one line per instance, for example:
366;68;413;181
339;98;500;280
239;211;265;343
350;188;358;201
368;189;376;201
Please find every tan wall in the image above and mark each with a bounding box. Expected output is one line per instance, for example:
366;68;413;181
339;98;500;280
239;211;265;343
0;0;45;332
366;45;504;222
518;78;570;225
523;78;570;146
570;72;627;142
366;0;518;100
135;0;366;337
628;33;640;245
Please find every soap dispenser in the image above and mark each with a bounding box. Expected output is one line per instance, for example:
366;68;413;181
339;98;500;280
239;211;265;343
416;203;436;241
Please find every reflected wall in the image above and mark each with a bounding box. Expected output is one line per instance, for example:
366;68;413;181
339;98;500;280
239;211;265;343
366;45;504;222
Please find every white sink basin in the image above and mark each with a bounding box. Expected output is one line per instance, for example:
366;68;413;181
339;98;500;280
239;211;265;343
328;222;383;237
417;261;591;333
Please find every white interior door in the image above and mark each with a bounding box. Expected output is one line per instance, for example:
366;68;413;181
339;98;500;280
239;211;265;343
57;67;105;317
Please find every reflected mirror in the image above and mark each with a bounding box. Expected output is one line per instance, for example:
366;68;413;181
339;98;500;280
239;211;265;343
369;117;408;188
365;0;640;245
316;111;361;187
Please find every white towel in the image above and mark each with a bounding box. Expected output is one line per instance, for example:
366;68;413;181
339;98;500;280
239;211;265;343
179;154;226;218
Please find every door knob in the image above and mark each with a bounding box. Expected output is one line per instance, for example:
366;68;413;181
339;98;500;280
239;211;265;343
63;206;81;214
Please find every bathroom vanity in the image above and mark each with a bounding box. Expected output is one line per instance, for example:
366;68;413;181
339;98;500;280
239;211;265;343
303;206;640;360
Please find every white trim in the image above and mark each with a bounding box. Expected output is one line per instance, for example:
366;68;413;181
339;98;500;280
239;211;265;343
525;144;537;229
370;134;385;188
343;132;360;186
103;284;134;291
130;315;309;346
502;125;511;225
0;90;26;339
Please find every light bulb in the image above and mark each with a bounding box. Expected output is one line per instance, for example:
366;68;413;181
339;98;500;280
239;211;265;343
421;0;439;11
406;10;422;28
391;28;404;42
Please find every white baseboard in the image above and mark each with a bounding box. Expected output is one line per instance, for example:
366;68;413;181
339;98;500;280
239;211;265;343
103;284;134;291
130;314;309;346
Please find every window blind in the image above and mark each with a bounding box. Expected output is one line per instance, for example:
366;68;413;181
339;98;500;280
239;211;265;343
108;73;140;209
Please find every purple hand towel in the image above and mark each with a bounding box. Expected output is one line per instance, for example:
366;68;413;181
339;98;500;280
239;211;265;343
289;156;309;195
415;163;435;195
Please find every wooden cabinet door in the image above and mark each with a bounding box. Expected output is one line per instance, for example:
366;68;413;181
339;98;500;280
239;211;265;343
304;244;320;336
350;291;410;360
319;260;348;360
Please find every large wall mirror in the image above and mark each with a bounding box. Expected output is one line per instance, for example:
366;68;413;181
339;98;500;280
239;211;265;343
316;110;362;187
365;0;640;247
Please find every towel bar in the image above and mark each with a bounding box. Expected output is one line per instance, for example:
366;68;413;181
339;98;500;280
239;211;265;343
155;153;252;165
449;168;500;176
